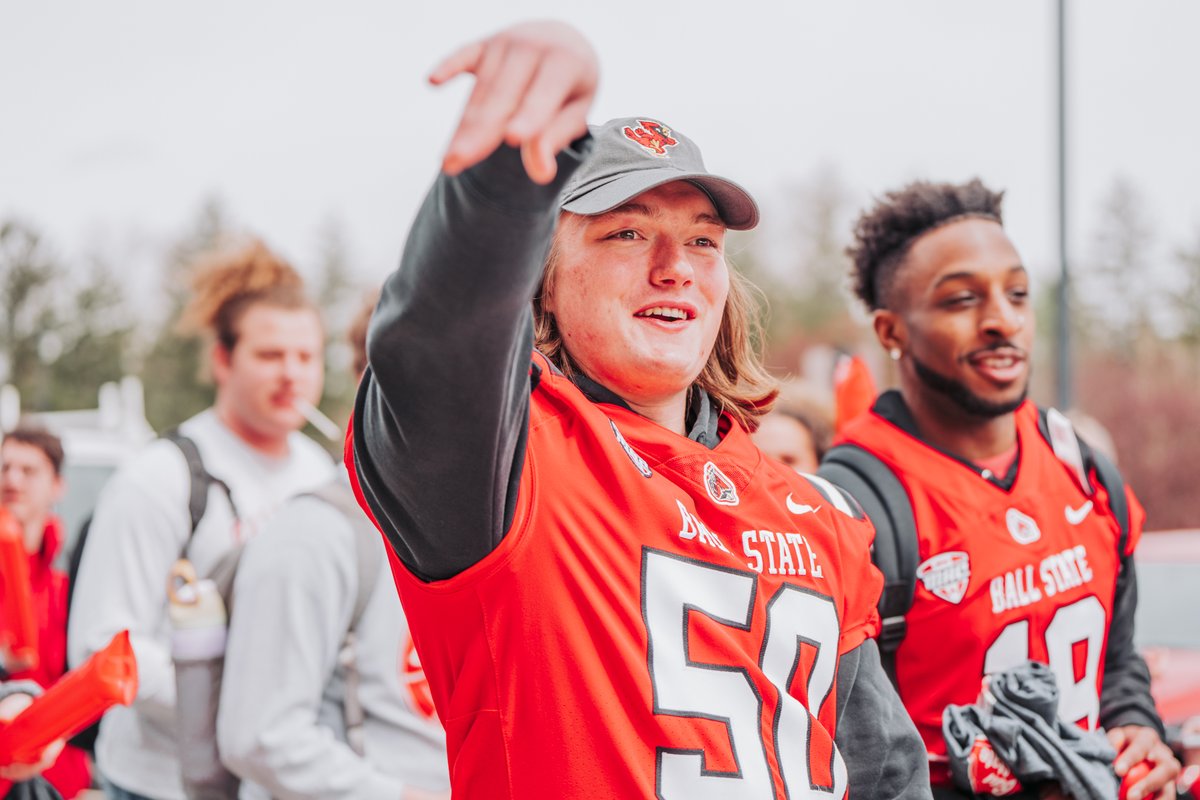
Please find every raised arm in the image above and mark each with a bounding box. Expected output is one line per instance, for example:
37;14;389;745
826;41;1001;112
351;22;598;581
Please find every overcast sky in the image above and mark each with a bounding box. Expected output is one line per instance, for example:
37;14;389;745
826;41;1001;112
2;1;1198;303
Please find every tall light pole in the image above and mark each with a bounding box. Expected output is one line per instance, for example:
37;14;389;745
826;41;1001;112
1055;0;1072;410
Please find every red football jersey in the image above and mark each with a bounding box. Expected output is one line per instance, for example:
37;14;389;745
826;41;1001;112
838;401;1143;781
352;354;883;799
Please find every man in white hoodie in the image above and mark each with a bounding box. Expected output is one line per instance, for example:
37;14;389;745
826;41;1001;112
215;295;449;800
68;241;335;800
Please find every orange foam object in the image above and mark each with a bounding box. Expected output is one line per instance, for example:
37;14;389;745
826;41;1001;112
833;355;878;435
0;630;137;765
0;506;38;672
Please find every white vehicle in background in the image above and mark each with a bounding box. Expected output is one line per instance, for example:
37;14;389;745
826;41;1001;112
0;376;155;562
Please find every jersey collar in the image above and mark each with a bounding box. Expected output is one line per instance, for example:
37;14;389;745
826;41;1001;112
569;372;721;450
872;389;1022;490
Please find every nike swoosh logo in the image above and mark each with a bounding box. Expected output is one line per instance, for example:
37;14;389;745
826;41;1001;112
786;494;821;515
1065;500;1094;525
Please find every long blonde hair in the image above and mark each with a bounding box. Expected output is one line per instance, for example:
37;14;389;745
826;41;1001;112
532;221;778;432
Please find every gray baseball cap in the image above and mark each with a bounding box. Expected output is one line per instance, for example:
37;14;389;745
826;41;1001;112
559;117;759;231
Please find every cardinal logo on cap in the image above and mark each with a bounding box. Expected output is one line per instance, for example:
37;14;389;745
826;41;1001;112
623;120;678;157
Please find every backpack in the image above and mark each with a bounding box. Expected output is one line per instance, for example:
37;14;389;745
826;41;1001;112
170;480;383;800
819;407;1131;683
65;429;230;754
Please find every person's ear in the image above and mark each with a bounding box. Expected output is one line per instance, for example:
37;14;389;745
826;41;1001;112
211;340;233;384
873;310;906;362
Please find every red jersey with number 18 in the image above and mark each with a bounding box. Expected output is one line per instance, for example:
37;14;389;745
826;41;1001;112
352;354;883;799
838;401;1143;777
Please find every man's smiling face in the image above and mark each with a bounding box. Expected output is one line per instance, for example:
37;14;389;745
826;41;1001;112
544;180;730;409
886;217;1034;418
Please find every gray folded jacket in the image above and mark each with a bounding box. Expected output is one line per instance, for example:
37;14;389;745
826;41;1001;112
943;661;1118;799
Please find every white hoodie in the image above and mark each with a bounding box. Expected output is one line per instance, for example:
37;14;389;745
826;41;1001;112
217;483;449;799
68;409;334;800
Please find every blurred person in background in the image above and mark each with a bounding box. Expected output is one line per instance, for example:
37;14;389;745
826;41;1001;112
751;390;833;474
1;425;90;798
216;292;449;800
820;179;1179;799
68;241;334;800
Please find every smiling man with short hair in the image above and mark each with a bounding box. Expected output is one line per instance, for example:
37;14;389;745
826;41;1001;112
821;178;1180;800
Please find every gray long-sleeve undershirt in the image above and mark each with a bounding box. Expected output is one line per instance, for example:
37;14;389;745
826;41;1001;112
352;141;930;799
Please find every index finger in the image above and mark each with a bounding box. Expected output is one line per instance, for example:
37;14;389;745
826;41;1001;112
518;95;591;184
505;49;596;144
441;40;541;175
429;40;485;86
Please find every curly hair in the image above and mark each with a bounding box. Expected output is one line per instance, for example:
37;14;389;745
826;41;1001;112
847;178;1005;311
179;239;316;351
533;219;779;432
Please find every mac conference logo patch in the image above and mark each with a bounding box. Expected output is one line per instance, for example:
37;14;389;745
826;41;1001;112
916;551;971;605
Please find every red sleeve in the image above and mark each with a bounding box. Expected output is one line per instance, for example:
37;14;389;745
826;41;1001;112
834;513;883;654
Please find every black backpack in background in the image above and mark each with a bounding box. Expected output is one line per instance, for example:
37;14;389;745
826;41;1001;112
64;429;231;753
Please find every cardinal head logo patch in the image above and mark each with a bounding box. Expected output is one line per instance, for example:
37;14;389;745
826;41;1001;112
1006;508;1041;545
703;461;739;506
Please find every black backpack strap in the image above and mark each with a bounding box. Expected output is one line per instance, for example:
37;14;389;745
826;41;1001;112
819;444;919;670
1091;448;1130;556
308;481;382;628
308;480;383;757
162;428;237;557
1036;409;1130;556
1038;408;1093;494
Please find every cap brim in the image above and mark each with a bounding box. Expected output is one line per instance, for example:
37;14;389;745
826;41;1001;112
561;169;759;231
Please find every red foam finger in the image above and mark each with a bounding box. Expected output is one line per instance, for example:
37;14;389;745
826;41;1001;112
834;355;878;435
0;508;38;673
0;630;137;765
